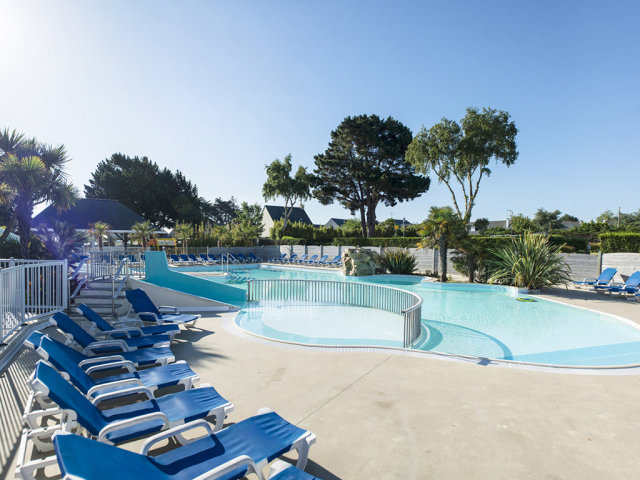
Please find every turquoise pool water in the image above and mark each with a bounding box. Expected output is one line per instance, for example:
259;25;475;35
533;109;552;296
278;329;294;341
179;265;640;367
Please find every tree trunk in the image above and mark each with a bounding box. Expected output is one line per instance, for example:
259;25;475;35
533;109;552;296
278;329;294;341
359;206;367;238
16;201;34;259
366;202;376;239
439;234;448;282
468;259;476;283
0;210;17;242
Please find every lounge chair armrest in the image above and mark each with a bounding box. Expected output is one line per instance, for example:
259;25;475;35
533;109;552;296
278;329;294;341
158;306;179;314
85;360;137;375
136;312;163;324
98;411;170;443
83;339;130;355
87;378;145;397
581;277;597;282
101;328;134;339
193;455;258;480
91;385;155;405
141;419;214;455
113;318;144;328
78;355;125;368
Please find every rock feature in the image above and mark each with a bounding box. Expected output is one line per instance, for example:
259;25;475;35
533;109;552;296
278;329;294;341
342;248;383;276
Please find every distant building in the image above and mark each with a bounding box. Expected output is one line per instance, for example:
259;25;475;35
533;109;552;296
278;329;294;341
560;220;581;229
32;198;154;246
468;219;510;235
325;218;347;229
261;205;313;237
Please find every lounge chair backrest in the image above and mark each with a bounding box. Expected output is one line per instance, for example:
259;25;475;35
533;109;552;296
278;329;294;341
199;254;208;260
331;255;341;263
51;312;96;348
298;254;307;261
125;289;161;316
289;254;297;261
77;304;113;331
208;254;217;260
597;268;617;285
33;361;107;435
624;271;640;287
307;255;318;262
24;331;46;350
54;434;170;480
318;255;328;262
170;255;179;261
38;337;95;393
180;254;189;261
38;335;88;364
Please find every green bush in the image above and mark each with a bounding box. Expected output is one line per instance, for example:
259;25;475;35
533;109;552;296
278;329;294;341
599;233;640;253
380;249;417;274
332;237;421;247
0;239;21;258
548;235;588;253
589;242;600;253
279;236;307;245
488;233;572;290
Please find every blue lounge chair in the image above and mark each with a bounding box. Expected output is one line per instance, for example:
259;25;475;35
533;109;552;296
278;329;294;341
228;253;243;263
311;255;328;266
285;253;298;263
125;289;200;327
51;409;316;480
208;253;220;263
33;336;199;401
327;255;342;267
296;254;308;264
596;271;640;295
76;304;180;342
248;252;262;263
179;254;192;264
199;253;210;263
24;331;175;370
272;253;287;263
573;268;617;289
188;254;204;264
235;253;250;263
169;254;182;264
303;255;318;265
50;312;171;355
27;361;233;447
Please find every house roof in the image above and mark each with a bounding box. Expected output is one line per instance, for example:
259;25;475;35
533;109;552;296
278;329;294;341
325;218;347;227
32;199;147;232
263;205;312;224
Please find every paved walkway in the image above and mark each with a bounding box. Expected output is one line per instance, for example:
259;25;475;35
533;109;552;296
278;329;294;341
2;287;640;479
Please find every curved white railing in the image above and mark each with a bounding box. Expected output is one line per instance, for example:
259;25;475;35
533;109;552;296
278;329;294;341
246;279;423;348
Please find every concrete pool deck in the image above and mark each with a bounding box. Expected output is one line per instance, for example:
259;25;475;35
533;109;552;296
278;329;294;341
2;286;640;479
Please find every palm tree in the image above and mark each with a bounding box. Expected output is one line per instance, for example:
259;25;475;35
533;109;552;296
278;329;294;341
174;222;192;254
0;129;78;257
37;220;88;260
418;206;467;282
89;221;111;251
131;221;155;249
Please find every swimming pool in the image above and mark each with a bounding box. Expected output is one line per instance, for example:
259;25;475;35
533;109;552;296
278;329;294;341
176;264;640;367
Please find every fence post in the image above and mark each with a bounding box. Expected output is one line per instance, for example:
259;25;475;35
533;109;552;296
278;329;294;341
63;259;69;311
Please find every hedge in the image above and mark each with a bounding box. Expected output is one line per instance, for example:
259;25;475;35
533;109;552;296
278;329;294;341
599;233;640;253
332;237;422;248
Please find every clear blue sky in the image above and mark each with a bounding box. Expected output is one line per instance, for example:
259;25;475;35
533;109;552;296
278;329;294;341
1;0;638;224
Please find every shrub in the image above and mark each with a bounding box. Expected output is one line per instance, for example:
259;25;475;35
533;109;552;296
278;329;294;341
548;234;588;253
488;233;572;290
599;233;640;253
589;242;600;253
380;249;417;274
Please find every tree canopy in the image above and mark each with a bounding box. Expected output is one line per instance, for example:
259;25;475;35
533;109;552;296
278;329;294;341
263;154;311;232
85;153;210;228
418;206;467;282
0;128;78;258
406;107;518;223
313;114;430;238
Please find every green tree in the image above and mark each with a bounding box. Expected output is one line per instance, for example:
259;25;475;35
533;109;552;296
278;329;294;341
0;129;78;257
532;208;564;232
406;107;518;223
313;114;430;238
174;222;192;254
85;153;209;228
263;154;311;233
208;197;239;225
474;218;490;234
131;220;155;249
89;221;111;251
231;202;264;246
597;210;616;224
37;220;87;260
510;214;533;233
559;213;579;222
418;206;467;282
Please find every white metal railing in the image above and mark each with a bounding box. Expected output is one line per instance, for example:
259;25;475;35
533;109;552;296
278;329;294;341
246;279;423;348
0;259;68;341
88;251;146;280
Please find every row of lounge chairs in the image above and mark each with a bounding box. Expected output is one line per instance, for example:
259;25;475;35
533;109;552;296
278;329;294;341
169;253;262;265
17;289;322;480
573;268;640;300
271;253;342;268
